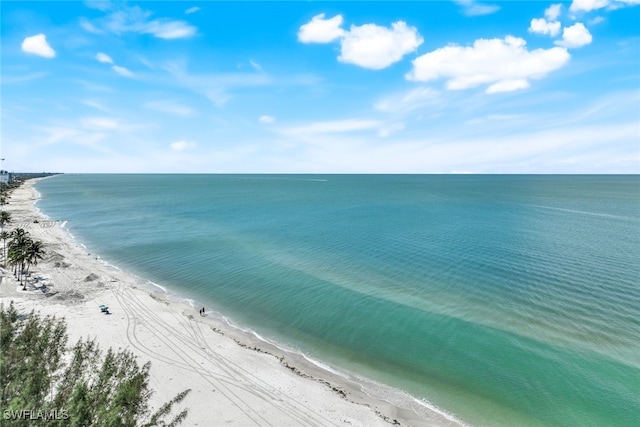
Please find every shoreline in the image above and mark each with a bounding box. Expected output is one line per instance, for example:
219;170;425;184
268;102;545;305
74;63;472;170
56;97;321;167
1;177;463;427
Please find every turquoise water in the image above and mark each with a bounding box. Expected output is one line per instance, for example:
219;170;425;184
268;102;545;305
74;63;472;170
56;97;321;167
36;175;640;426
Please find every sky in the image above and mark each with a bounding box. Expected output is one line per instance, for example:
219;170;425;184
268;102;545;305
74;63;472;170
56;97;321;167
1;0;639;173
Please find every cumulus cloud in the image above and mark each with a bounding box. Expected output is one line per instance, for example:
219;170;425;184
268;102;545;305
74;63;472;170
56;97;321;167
21;34;56;58
170;140;196;151
112;65;134;77
529;18;562;36
556;23;593;48
297;13;345;43
406;36;570;93
566;0;640;13
570;0;610;12
298;15;423;70
185;6;200;15
545;4;563;20
95;52;113;63
530;4;563;37
259;115;276;124
338;21;423;70
454;0;501;16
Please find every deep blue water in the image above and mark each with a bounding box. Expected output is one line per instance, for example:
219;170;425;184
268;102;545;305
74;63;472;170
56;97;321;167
36;175;640;426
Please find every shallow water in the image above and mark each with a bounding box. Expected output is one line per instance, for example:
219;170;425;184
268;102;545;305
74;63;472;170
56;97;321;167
36;174;640;426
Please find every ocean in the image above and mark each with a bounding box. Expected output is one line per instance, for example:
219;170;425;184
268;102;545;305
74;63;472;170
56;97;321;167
35;174;640;426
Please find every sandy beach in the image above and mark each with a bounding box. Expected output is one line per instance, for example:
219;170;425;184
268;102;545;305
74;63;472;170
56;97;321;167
0;178;458;427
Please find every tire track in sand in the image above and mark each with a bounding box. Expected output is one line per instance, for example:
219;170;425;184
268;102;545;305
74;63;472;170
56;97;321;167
178;311;336;427
111;283;345;426
111;283;270;426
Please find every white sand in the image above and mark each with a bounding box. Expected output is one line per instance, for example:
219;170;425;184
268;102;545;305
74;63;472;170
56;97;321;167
0;179;461;427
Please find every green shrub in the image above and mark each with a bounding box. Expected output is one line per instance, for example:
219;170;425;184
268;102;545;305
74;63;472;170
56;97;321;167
0;303;190;426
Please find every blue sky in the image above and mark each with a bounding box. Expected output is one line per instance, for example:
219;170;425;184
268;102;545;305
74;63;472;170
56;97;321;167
1;0;638;173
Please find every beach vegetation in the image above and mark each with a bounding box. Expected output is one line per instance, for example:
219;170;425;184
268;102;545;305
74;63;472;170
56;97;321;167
24;240;45;277
0;303;191;427
6;228;33;290
5;229;45;290
0;210;10;265
0;211;10;230
0;231;9;268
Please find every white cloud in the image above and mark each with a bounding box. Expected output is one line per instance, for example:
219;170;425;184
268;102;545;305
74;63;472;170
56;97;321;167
279;117;406;140
144;101;194;116
162;62;271;107
374;87;442;114
84;1;113;12
297;14;345;43
529;18;561;36
298;15;423;70
170;140;196;151
249;60;262;71
529;4;563;37
588;16;606;24
283;119;381;136
556;23;593;48
545;4;563;20
570;0;610;13
377;122;405;138
81;117;119;130
95;52;113;63
454;0;501;16
21;34;56;58
0;72;49;84
274;119;638;174
486;79;530;94
338;21;423;70
82;5;197;39
81;100;110;112
466;114;525;125
112;65;134;77
407;36;570;93
566;0;640;13
185;6;200;15
80;18;103;34
259;115;276;124
142;20;197;39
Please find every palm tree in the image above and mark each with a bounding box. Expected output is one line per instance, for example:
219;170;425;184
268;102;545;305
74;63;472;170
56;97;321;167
0;210;11;232
24;240;45;277
0;207;11;265
8;228;31;289
0;231;10;267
